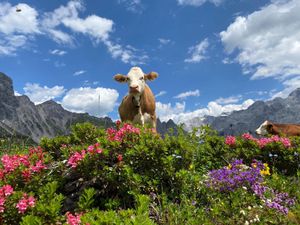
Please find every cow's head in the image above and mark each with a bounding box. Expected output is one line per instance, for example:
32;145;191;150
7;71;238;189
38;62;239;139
255;120;273;135
114;67;158;94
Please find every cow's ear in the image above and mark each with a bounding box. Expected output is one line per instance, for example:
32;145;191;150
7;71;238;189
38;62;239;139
145;72;158;81
114;74;128;83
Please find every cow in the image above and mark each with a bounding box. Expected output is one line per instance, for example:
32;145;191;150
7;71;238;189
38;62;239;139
114;67;158;131
255;120;300;136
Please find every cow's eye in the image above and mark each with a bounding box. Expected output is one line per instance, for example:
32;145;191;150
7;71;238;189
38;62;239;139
139;77;144;80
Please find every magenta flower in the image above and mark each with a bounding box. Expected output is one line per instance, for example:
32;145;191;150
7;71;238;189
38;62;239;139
66;212;82;225
225;136;236;146
16;194;36;214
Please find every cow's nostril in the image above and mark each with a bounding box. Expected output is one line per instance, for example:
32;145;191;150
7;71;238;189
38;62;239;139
130;85;138;89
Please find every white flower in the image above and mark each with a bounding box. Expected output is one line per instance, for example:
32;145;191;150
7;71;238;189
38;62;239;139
244;221;249;225
240;210;246;215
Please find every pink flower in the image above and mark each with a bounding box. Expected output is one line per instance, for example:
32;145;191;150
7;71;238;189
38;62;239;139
22;169;31;181
117;154;123;162
66;212;82;225
30;160;47;173
280;137;291;148
242;133;257;141
16;194;36;214
16;198;28;214
257;138;272;148
2;185;13;196
225;136;236;146
0;197;5;213
27;196;36;207
67;150;86;168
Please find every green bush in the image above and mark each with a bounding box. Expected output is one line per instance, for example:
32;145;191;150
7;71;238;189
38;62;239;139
0;122;300;224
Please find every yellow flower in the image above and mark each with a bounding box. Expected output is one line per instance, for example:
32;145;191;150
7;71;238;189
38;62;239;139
260;163;270;176
227;164;232;169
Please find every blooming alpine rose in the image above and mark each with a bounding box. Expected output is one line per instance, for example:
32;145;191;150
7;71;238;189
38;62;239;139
225;136;236;146
16;194;36;214
67;150;86;168
107;123;140;142
66;212;82;225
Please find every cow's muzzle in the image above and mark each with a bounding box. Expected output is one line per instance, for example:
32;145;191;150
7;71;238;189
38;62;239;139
129;86;139;93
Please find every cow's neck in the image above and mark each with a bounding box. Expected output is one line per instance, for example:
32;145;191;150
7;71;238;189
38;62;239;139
131;92;143;108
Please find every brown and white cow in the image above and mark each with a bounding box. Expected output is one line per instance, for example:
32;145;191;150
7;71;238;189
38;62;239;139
114;67;158;131
255;120;300;136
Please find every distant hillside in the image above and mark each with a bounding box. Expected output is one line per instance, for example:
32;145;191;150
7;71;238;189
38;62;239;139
0;72;177;143
201;88;300;135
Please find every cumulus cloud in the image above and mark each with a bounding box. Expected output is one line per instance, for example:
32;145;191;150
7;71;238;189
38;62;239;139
61;87;119;117
215;95;242;105
23;83;66;104
0;1;147;64
155;91;167;98
157;99;254;124
177;0;223;7
73;70;86;76
174;89;200;99
156;102;186;122
50;49;67;56
0;2;40;55
221;0;300;80
184;39;209;63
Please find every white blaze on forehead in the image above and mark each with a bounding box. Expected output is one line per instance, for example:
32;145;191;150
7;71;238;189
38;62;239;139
255;120;269;135
127;66;144;80
126;67;145;93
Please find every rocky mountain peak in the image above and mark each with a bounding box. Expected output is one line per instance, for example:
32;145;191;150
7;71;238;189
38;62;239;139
0;72;15;100
288;88;300;99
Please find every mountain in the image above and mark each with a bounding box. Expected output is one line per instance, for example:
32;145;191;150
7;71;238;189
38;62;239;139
0;72;178;143
0;72;116;143
201;89;300;136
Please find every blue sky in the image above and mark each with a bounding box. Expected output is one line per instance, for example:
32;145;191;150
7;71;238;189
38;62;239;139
1;0;300;124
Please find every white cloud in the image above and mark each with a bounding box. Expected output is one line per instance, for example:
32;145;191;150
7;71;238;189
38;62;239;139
174;89;200;99
155;91;167;98
156;102;186;122
73;70;86;76
50;49;67;56
272;76;300;99
220;0;300;80
62;15;113;42
0;1;146;64
157;99;254;124
0;3;40;35
158;38;171;45
177;0;223;7
184;38;209;63
14;91;22;96
118;0;143;13
215;95;242;105
23;83;66;104
104;40;148;65
61;87;119;117
0;3;40;55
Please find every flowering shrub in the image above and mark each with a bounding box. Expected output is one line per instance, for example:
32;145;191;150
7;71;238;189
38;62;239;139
106;123;140;142
207;159;295;215
0;147;48;186
238;133;292;148
0;123;299;224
